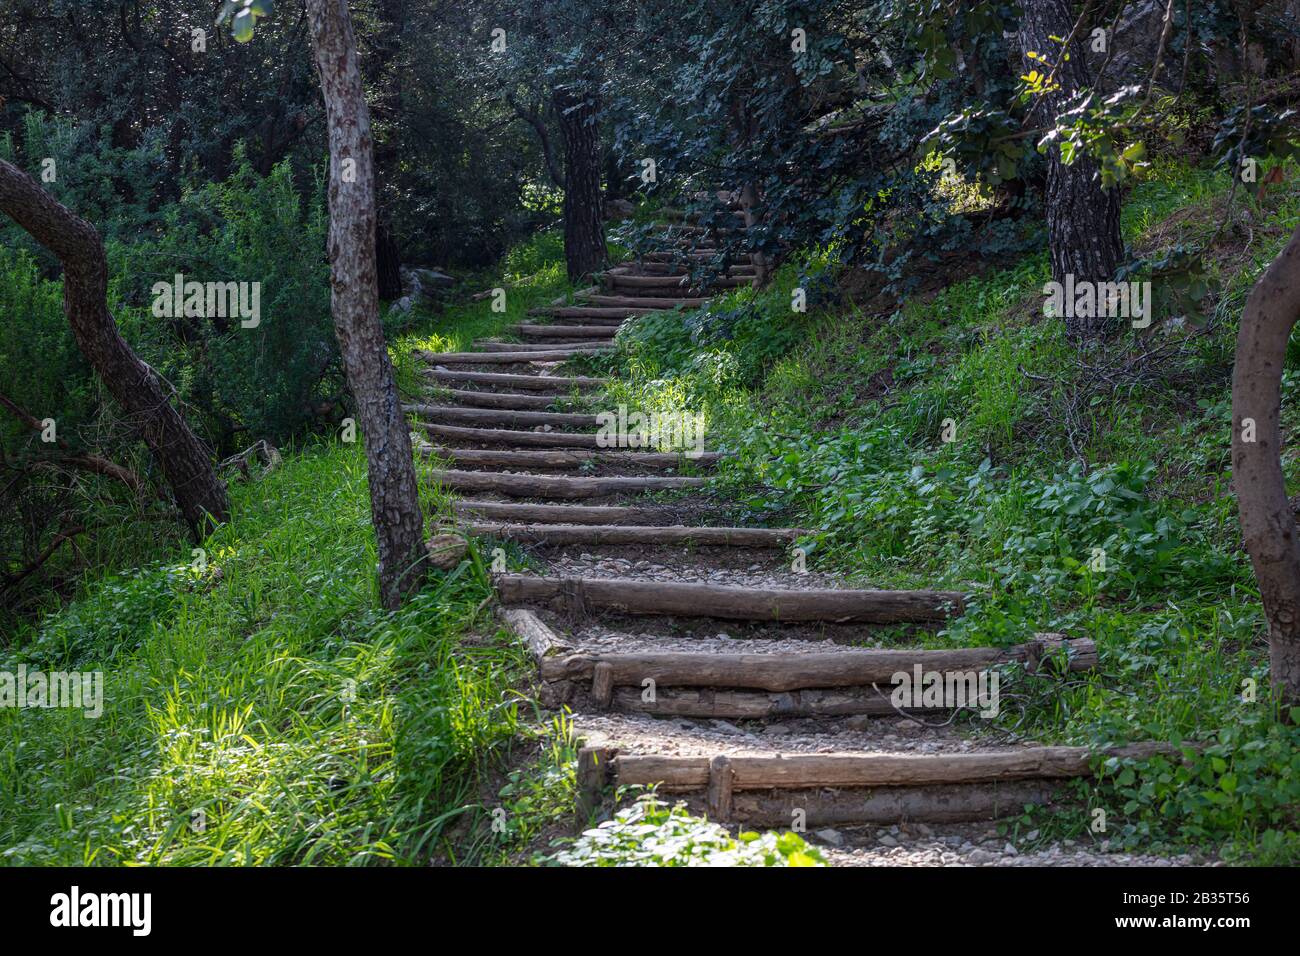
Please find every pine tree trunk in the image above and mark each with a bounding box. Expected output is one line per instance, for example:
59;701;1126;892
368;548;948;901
306;0;427;610
1018;0;1124;341
554;86;608;283
1232;221;1300;711
0;159;229;538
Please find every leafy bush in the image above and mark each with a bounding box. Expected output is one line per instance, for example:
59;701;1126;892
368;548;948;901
543;795;825;867
114;152;334;445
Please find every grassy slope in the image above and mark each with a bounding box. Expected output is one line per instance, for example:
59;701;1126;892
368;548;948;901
0;234;587;866
609;160;1300;863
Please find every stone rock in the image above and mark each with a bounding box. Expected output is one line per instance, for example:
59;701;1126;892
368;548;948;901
426;533;468;571
966;848;997;865
815;828;845;847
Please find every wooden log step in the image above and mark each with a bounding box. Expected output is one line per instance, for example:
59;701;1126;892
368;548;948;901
422;368;606;391
495;576;966;623
642;251;752;263
406;403;598;430
418;348;606;364
539;638;1097;687
606;273;754;290
635;262;757;277
579;294;709;309
513;324;618;339
526;307;656;320
434;470;707;499
472;523;797;548
607;685;900;718
423;389;572;411
417;422;604;448
472;340;614;353
436;449;716;472
612;743;1188;792
454;500;662;524
728;782;1061;826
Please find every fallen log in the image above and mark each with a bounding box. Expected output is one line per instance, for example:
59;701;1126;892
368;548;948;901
432;469;707;499
422;368;606;391
496;575;966;623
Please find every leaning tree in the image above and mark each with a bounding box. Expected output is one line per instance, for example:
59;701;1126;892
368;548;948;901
0;160;230;538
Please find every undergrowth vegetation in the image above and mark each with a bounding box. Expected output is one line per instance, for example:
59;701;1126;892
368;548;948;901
605;159;1300;863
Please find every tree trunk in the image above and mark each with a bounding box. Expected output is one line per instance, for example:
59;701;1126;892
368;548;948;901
305;0;426;610
554;85;607;283
1018;0;1124;341
0;159;229;538
1232;221;1300;711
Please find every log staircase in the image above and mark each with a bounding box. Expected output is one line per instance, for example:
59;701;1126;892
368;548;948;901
408;202;1179;843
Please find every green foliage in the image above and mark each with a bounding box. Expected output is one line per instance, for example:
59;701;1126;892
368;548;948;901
0;246;91;447
542;795;826;867
117;153;334;444
0;440;532;866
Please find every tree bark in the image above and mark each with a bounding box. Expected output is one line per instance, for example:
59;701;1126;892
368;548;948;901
1232;221;1300;710
1018;0;1124;340
0;159;229;537
305;0;426;610
554;85;608;282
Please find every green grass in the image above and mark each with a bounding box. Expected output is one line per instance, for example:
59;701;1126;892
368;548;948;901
0;439;554;865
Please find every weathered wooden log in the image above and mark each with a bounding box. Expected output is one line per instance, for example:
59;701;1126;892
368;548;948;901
422;368;606;391
406;403;598;430
432;449;715;472
433;469;707;499
612;743;1192;791
609;685;900;718
577;745;614;819
707;755;735;820
579;294;708;309
608;274;754;291
472;340;613;353
416;421;604;448
527;307;654;320
514;324;619;339
540;638;1097;687
496;575;966;623
453;500;661;524
500;607;571;661
424;389;570;411
417;348;606;364
472;523;796;548
730;782;1061;826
